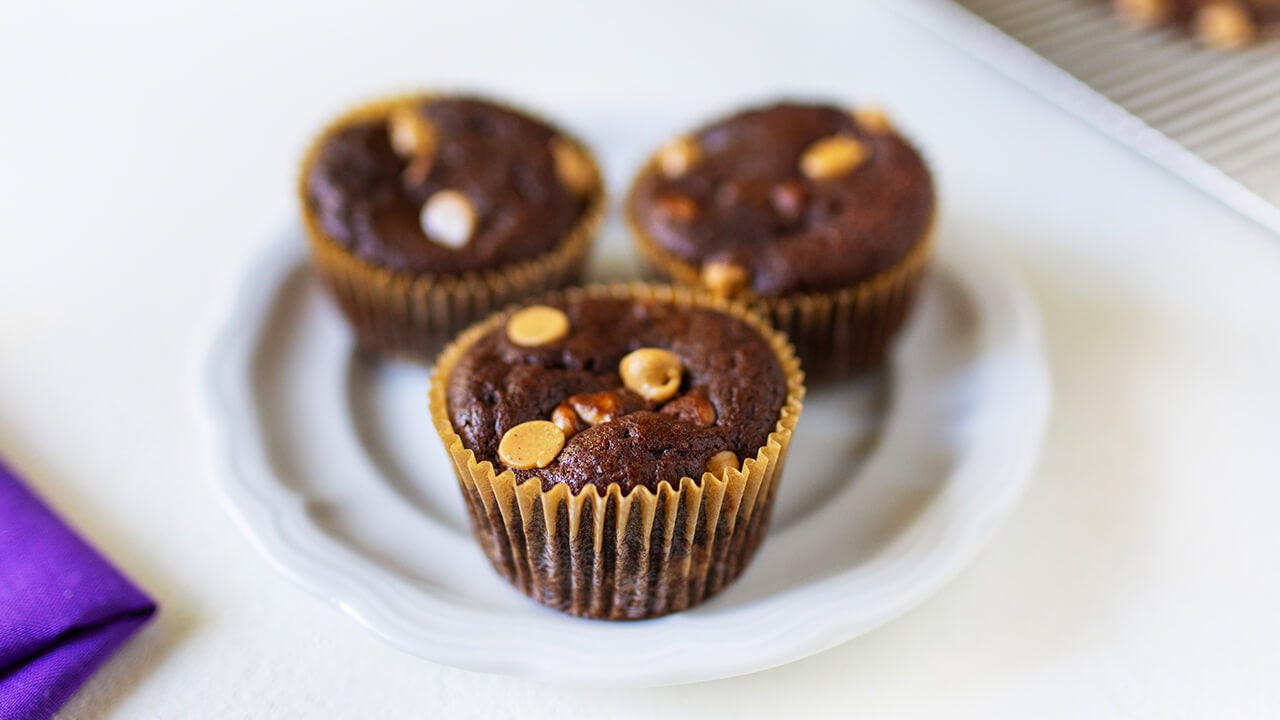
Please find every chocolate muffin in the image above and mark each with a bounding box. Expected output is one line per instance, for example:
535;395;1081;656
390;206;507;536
300;93;604;361
1112;0;1280;49
627;101;935;380
429;285;804;620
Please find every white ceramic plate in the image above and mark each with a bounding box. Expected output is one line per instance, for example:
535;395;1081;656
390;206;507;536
196;231;1050;687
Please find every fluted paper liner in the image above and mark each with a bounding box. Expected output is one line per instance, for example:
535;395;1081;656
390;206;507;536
299;92;605;362
626;158;932;380
429;284;805;620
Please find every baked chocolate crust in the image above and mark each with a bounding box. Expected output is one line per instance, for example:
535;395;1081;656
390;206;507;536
445;297;787;494
628;102;935;295
305;97;588;275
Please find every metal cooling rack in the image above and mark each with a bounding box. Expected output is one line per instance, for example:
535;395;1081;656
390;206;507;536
892;0;1280;235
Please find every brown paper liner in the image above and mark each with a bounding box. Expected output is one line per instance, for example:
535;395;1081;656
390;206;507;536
299;92;606;362
626;161;933;381
428;284;805;620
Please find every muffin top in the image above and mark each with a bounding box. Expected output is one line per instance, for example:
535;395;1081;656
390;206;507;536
628;102;934;296
1113;0;1279;48
445;296;787;494
304;96;597;275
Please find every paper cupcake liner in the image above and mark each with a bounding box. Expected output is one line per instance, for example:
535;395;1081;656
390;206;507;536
299;92;605;362
626;165;932;381
429;284;805;620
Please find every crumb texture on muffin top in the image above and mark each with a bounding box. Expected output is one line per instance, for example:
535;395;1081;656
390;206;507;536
306;97;591;275
445;297;787;494
630;101;935;295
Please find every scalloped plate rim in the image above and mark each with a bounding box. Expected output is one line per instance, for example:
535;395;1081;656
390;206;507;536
192;230;1051;687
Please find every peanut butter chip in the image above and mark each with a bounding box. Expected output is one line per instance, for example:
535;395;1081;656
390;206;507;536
706;450;739;477
658;136;701;178
619;348;683;403
388;106;437;159
1195;1;1255;48
550;136;596;196
1114;0;1170;28
701;260;749;297
800;135;869;180
506;305;570;347
852;107;893;134
420;190;476;249
498;420;566;470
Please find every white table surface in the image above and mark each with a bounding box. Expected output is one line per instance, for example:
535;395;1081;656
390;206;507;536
2;0;1278;717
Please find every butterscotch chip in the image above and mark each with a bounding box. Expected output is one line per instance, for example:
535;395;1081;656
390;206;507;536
1195;1;1256;48
701;260;749;297
706;450;739;477
506;305;570;347
550;402;582;438
800;135;869;180
1114;0;1171;28
498;420;566;470
658;136;701;178
420;190;476;248
388;106;437;159
655;194;699;222
852;107;893;134
568;392;622;426
619;348;683;402
550;136;596;196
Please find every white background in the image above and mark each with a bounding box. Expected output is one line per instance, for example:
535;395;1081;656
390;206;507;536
2;0;1279;717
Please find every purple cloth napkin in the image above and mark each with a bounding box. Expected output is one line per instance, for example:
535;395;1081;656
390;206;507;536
0;457;156;719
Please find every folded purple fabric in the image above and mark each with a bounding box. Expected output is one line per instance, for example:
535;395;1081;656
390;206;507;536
0;457;156;720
